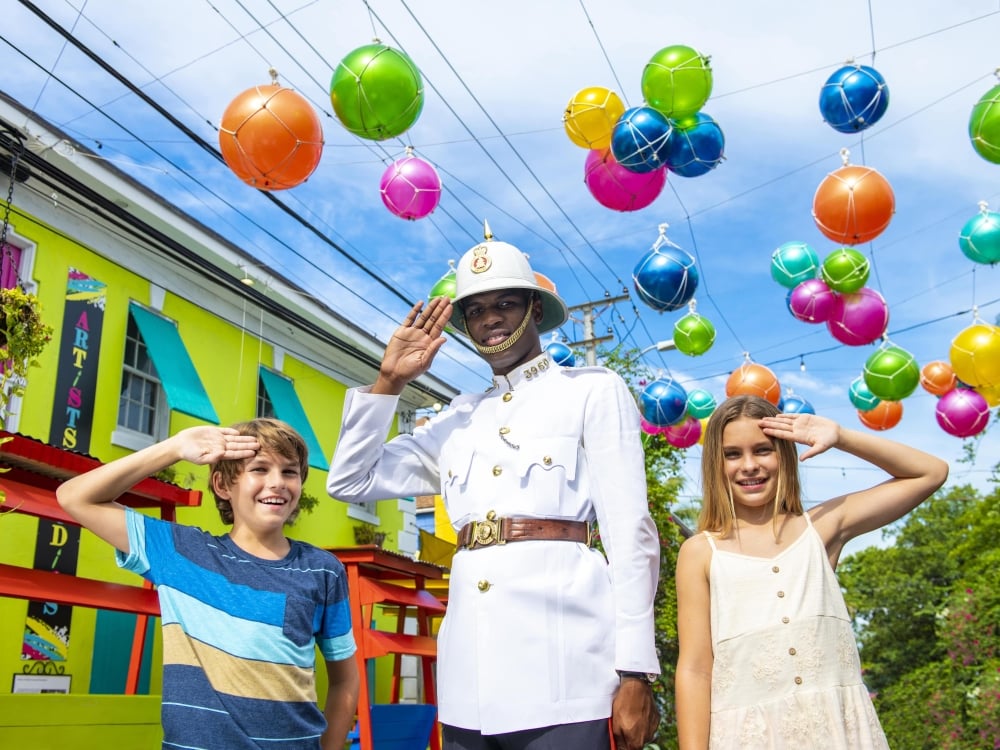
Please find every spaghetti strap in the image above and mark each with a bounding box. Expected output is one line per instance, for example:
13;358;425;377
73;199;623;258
702;530;718;551
803;510;814;528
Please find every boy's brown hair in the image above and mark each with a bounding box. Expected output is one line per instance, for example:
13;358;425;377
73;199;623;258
210;418;309;525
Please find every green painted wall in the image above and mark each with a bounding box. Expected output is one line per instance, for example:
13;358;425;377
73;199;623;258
0;206;411;745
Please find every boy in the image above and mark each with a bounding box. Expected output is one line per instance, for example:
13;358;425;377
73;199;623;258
57;419;359;749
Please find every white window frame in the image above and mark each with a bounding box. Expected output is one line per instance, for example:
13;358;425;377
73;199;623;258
111;310;168;450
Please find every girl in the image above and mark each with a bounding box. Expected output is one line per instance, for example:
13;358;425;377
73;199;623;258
675;395;948;749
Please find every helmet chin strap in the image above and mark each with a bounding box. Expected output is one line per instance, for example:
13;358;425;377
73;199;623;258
470;300;535;356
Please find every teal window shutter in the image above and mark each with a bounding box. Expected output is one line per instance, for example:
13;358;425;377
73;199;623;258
258;367;329;470
128;303;219;424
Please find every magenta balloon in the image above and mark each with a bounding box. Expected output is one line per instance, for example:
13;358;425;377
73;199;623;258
640;417;665;435
379;155;442;219
663;415;701;448
788;277;836;323
935;388;990;438
584;148;666;212
826;287;889;345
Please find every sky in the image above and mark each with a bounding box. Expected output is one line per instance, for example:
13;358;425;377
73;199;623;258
4;0;1000;553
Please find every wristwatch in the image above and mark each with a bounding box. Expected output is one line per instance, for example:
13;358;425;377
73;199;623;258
617;670;657;684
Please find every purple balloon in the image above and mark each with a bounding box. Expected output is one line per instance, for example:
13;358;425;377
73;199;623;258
826;287;889;345
787;277;836;323
379;155;441;220
935;387;990;438
584;148;666;212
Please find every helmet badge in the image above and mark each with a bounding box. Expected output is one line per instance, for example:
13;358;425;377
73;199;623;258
470;245;492;274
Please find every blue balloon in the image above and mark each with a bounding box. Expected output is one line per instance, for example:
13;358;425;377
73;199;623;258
633;245;699;312
819;64;889;133
640;377;688;427
665;112;725;177
610;106;672;173
545;340;576;367
958;209;1000;265
781;394;816;415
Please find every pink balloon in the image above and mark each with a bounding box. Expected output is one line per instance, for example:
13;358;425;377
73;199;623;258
640;417;665;435
935;388;990;438
663;416;702;448
380;155;442;220
826;287;889;346
584;148;666;211
788;277;836;323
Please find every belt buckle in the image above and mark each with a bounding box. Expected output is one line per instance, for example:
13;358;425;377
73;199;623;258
469;510;505;549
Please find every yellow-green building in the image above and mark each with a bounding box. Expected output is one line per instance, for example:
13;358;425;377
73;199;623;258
0;91;457;747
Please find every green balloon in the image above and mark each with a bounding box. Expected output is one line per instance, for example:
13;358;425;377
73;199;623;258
969;83;1000;164
863;346;920;401
428;268;456;299
821;247;870;293
641;45;713;120
673;312;716;356
330;44;424;140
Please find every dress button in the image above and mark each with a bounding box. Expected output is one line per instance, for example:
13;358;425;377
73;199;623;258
477;580;491;592
502;392;512;402
492;466;502;476
794;676;803;685
788;647;797;656
777;591;785;598
781;616;790;624
499;427;510;434
543;456;552;465
772;565;780;573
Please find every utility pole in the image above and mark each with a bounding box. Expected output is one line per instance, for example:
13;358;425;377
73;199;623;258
566;294;630;366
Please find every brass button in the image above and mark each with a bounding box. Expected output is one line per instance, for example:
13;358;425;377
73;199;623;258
781;616;790;624
772;565;780;573
492;465;502;476
794;676;803;685
543;456;552;465
777;591;785;598
499;426;510;434
477;580;491;592
448;469;453;478
502;392;512;402
788;647;797;656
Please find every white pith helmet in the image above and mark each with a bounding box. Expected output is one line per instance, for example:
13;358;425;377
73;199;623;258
449;221;569;335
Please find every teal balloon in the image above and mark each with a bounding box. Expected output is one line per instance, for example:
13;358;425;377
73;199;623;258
864;346;920;401
821;247;870;293
673;312;716;356
330;44;424;140
685;388;717;419
641;45;713;120
849;375;881;411
969;83;1000;164
959;209;1000;265
771;241;819;288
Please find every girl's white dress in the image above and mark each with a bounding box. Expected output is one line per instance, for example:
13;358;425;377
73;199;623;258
705;512;889;749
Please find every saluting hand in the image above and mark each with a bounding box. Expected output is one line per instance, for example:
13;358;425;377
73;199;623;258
172;426;261;465
759;412;841;461
374;297;453;395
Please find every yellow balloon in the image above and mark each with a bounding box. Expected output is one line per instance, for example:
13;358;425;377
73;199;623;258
698;417;709;445
976;382;1000;407
563;86;625;150
949;322;1000;388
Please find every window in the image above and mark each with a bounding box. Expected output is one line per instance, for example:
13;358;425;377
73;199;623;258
116;313;167;442
257;375;276;418
257;367;328;471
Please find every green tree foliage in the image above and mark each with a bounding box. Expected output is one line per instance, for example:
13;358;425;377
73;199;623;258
838;483;1000;748
599;346;689;747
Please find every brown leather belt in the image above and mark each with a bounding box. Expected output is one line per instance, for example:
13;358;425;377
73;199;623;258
456;510;591;550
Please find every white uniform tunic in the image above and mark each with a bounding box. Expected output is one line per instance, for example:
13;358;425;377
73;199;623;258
327;352;660;734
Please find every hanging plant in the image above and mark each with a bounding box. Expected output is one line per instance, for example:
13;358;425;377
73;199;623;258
0;285;52;410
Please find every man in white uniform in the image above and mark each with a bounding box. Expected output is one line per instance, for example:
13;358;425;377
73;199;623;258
327;227;660;750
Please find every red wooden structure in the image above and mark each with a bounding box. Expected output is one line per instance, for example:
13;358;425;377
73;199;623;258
330;545;446;750
0;431;201;693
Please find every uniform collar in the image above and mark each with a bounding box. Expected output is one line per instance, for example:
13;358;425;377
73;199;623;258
489;352;555;394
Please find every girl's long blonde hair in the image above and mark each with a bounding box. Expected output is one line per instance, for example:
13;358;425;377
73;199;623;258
698;395;803;537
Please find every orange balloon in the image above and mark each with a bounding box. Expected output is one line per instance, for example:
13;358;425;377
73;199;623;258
219;84;324;190
857;399;902;430
812;165;895;245
920;360;957;396
725;362;781;406
534;272;557;293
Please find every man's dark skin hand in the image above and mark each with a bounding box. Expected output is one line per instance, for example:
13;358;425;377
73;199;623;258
612;677;660;749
